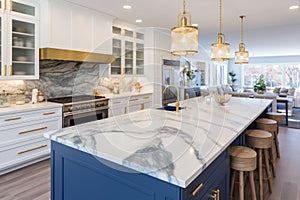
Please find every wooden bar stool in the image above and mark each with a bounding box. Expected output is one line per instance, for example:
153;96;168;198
230;146;257;200
266;112;284;155
246;130;273;200
255;118;278;177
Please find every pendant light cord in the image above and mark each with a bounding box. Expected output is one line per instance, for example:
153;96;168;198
183;0;186;13
219;0;222;33
240;16;244;43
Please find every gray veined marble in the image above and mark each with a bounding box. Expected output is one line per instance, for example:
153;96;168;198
45;97;273;188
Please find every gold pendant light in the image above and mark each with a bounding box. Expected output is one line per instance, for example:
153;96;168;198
171;0;198;56
211;0;230;61
235;16;249;64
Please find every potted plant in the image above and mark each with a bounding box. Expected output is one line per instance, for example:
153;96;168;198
254;74;266;94
228;71;237;91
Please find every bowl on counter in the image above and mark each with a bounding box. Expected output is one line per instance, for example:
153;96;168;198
213;93;232;106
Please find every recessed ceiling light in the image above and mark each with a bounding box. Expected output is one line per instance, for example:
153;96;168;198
123;5;132;9
136;19;142;23
192;24;198;27
289;5;299;10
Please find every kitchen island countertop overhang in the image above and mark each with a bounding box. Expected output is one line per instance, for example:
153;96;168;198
44;97;272;188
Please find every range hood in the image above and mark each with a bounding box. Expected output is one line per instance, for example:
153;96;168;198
39;48;115;63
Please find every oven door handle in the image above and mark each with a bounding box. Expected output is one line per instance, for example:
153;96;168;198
64;106;109;117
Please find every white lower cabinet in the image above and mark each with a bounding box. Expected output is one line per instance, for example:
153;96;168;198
109;93;152;117
0;105;62;174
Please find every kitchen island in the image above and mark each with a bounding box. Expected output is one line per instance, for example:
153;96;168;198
45;97;272;200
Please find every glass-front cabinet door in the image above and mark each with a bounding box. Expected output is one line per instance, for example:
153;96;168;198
125;41;133;75
10;0;38;18
10;16;37;77
0;0;39;80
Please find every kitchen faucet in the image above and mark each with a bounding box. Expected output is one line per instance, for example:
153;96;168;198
163;85;180;112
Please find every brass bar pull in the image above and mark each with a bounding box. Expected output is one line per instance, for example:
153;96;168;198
210;194;217;200
129;98;138;101
18;144;47;155
9;0;12;11
113;101;121;104
212;189;220;200
9;65;12;76
4;0;6;11
191;183;203;196
43;112;55;115
143;96;150;99
18;126;47;135
140;103;144;110
5;117;21;121
3;65;7;76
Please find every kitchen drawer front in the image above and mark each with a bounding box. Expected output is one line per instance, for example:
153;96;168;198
109;97;129;108
0;138;50;173
109;107;126;117
0;117;61;147
129;94;152;104
0;107;62;127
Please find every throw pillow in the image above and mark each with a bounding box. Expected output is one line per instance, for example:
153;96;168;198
288;88;295;96
273;87;281;94
279;88;288;94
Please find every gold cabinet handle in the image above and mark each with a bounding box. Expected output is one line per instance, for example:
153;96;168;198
129;98;138;102
3;65;7;76
18;126;48;135
18;144;47;155
140;103;144;110
4;0;6;10
5;117;21;121
212;189;220;200
113;101;121;104
9;65;12;76
143;96;150;99
210;194;217;200
43;112;55;115
9;0;12;11
192;183;203;196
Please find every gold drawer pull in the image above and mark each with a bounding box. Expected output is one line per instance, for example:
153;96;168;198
9;0;12;11
43;112;55;115
5;117;21;121
212;189;220;200
113;101;121;104
192;183;203;196
141;103;144;110
129;98;138;101
18;144;48;155
18;126;48;135
4;0;6;10
143;96;150;99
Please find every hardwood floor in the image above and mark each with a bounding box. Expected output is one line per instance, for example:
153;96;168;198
0;126;299;200
0;159;50;200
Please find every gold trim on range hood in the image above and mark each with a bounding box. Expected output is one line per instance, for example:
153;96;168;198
39;48;115;63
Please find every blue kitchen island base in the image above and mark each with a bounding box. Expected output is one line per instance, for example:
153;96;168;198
51;141;229;200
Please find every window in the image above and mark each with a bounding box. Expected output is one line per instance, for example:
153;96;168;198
243;64;300;88
285;65;300;88
243;65;260;86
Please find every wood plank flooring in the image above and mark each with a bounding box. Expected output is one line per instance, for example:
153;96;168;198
0;126;299;200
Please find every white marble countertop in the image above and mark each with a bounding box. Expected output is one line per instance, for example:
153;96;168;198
0;102;62;115
44;97;272;188
104;91;153;99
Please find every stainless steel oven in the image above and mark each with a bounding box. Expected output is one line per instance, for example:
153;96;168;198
48;95;109;127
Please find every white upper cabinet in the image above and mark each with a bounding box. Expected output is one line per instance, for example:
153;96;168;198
40;0;113;54
111;26;144;76
0;0;39;80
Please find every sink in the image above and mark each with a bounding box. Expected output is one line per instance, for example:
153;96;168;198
157;106;184;111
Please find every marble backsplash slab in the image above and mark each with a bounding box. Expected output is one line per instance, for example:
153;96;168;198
0;61;151;99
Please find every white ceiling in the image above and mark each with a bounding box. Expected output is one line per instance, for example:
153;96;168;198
67;0;300;57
